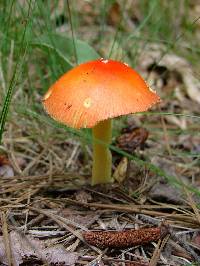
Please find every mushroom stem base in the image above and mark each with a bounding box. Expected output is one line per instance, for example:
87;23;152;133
92;119;112;185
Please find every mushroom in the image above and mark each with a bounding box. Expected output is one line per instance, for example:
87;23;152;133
43;59;160;185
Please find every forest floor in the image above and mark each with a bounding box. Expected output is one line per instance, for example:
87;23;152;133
0;1;200;265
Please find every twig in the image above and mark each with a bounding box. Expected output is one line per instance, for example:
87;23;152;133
149;234;170;266
1;212;14;266
23;189;31;233
64;198;199;226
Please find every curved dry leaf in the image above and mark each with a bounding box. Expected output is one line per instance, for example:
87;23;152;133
113;157;128;183
117;127;149;153
138;44;200;104
183;72;200;104
0;231;79;266
0;155;14;178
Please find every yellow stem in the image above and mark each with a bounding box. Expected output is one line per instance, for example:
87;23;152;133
92;119;112;185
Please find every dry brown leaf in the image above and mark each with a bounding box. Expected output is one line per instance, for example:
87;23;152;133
0;155;10;166
117;127;149;153
183;72;200;104
0;231;79;266
138;44;200;104
192;232;200;247
113;157;128;183
45;245;79;265
107;2;121;26
149;157;185;204
0;155;14;178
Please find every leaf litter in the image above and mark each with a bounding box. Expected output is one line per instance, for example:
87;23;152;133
0;231;79;266
1;47;200;264
0;1;200;266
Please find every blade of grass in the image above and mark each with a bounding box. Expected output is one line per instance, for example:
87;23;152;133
0;0;33;144
66;0;78;65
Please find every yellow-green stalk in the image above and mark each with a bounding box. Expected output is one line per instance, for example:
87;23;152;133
92;119;112;185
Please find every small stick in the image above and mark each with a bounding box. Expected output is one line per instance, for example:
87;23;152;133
83;225;169;249
1;212;14;266
149;234;169;266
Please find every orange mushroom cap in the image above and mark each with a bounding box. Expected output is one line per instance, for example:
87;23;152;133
43;59;160;128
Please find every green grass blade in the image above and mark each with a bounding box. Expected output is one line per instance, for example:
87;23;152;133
0;0;33;144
